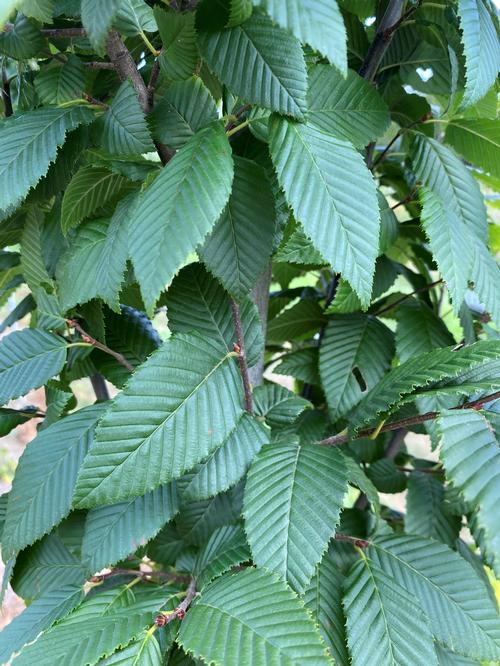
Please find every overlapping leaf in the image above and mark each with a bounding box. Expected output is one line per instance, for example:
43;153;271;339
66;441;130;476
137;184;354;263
81;0;123;51
0;106;94;212
101;81;153;155
198;13;307;118
194;525;250;588
269;117;380;305
74;331;244;507
129;123;233;313
179;568;332;664
155;7;198;80
244;440;348;593
2;404;106;558
0;329;67;406
445;118;500;177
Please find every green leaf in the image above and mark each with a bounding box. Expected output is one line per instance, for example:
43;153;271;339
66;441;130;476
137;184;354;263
101;81;154;155
457;0;500;109
0;329;67;406
42;379;75;428
435;644;480;666
269;117;380;305
152;76;218;150
320;315;394;420
95;305;161;388
445;118;500;178
341;453;381;516
303;549;349;666
343;556;438;666
81;0;123;51
348;341;500;432
411;135;487;243
61;166;131;235
274;347;320;385
130;123;233;314
253;383;310;429
0;13;44;59
20;208;53;292
244;440;348;593
419;188;472;310
0;106;94;213
17;0;55;23
179;568;332;664
74;331;244;507
369;534;500;660
180;413;269;503
155;7;198;81
267;299;326;343
366;459;407;494
405;472;460;547
396;300;455;362
12;530;89;600
82;483;179;573
194;524;250;588
307;65;390;147
115;0;157;35
12;584;175;666
198;13;307;119
57;198;133;311
147;523;185;565
199;156;276;301
254;0;347;74
34;56;85;105
470;236;500;326
165;262;263;368
0;586;83;665
98;632;163;666
2;404;106;558
438;409;500;576
0;406;37;436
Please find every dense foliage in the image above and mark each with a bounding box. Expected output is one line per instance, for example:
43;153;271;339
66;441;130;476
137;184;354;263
0;0;500;664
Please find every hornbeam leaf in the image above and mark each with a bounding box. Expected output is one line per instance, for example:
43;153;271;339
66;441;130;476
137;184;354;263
0;586;83;666
82;482;179;573
20;208;53;292
61;166;132;235
57;195;135;311
129;123;233;314
269;117;380;305
438;409;500;577
348;341;500;432
73;331;244;507
180;413;269;502
12;584;175;666
343;556;438;666
34;56;85;106
243;440;348;593
0;329;68;406
303;549;349;666
101;81;154;155
253;0;347;75
98;632;164;665
199;156;276;301
419;188;472;311
470;236;500;326
2;404;106;558
81;0;123;51
179;568;332;665
457;0;500;109
165;262;263;367
411;135;487;243
0;106;94;212
194;525;251;588
155;7;198;81
198;13;307;119
307;65;390;147
253;383;311;429
445;118;500;178
320;314;394;420
370;534;500;660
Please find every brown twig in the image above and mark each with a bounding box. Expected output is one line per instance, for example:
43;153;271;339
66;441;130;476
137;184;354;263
0;406;45;419
317;390;500;447
373;279;444;317
3;24;87;38
68;319;134;372
359;0;406;82
230;299;254;414
90;568;191;585
396;466;442;474
154;578;197;626
335;533;369;548
90;374;110;401
85;61;117;70
1;66;13;117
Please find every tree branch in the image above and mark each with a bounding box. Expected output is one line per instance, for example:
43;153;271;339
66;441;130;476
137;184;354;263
317;390;500;447
90;374;110;401
359;0;407;82
1;66;13;117
154;578;197;626
373;279;443;317
230;298;254;414
3;24;87;38
68;319;134;372
248;263;272;387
